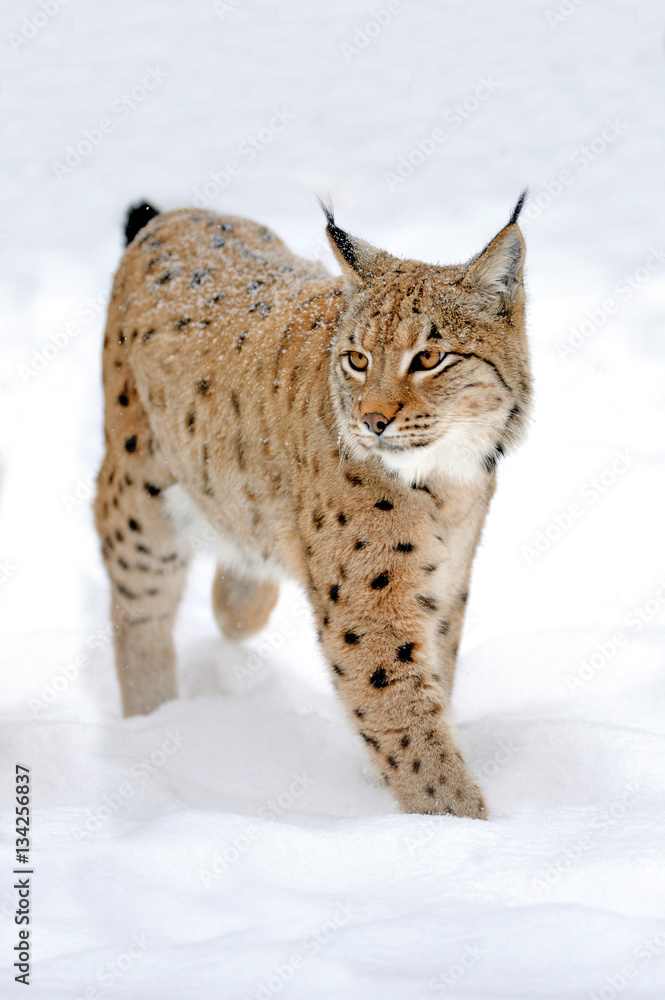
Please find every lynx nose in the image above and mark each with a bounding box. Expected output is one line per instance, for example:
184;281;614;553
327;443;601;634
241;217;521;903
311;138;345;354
362;411;392;436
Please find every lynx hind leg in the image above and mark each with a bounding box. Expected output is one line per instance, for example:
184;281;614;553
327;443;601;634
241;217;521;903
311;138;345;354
94;451;190;717
212;565;280;640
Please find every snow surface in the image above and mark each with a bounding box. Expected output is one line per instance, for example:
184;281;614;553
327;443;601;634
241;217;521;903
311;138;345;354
2;0;665;997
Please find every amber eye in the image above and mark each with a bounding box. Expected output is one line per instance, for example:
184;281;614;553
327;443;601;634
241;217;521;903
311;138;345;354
409;350;445;373
346;351;369;372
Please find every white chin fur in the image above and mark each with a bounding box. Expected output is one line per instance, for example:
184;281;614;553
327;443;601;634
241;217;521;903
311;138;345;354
372;422;497;485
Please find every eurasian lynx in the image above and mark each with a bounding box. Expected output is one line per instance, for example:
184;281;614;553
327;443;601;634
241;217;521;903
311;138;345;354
94;196;531;818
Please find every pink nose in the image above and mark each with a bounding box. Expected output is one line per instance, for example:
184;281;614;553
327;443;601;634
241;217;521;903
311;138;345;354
362;412;391;436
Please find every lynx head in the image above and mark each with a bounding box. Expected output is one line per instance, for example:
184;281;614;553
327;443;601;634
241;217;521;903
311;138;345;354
324;196;532;484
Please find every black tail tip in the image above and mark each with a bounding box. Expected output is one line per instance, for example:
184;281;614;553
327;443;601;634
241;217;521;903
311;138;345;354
124;202;160;246
509;189;528;226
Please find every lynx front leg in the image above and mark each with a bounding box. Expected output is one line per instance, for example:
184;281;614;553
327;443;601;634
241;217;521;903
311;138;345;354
321;614;485;817
307;512;485;817
94;453;190;716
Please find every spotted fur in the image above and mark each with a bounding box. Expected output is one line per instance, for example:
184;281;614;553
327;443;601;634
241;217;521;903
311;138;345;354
94;197;532;818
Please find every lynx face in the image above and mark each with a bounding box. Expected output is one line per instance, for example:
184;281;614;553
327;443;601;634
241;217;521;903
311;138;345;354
325;206;531;484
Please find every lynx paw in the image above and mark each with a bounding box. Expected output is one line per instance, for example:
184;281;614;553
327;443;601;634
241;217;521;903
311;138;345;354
391;750;487;819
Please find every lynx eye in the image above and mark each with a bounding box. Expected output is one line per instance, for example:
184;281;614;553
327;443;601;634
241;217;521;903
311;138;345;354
346;351;369;372
409;349;445;373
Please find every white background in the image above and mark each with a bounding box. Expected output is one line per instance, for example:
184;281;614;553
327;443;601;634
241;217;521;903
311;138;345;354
1;1;664;997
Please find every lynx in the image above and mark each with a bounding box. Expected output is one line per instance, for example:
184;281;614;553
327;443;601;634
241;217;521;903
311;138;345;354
94;195;531;818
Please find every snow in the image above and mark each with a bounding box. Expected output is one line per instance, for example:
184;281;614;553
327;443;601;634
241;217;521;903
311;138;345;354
2;0;665;996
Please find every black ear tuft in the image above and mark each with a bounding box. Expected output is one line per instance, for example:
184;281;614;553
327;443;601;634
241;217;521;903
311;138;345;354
317;196;334;231
124;201;160;246
509;189;528;226
317;197;358;270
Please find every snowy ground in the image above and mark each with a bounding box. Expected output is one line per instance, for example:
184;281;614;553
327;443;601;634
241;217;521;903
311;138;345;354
1;0;665;997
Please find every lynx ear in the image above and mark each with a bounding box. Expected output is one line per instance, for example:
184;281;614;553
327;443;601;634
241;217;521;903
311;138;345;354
319;200;388;286
461;191;527;314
